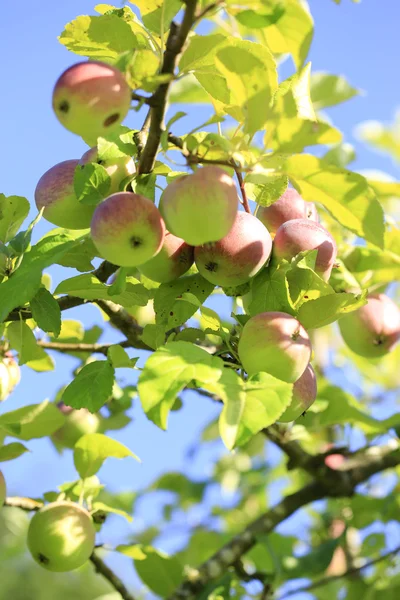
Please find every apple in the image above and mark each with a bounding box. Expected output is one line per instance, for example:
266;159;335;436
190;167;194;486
0;471;6;507
79;147;135;195
0;361;11;402
194;211;272;287
238;311;312;383
126;299;155;326
339;293;400;358
159;166;238;245
4;354;20;391
35;160;95;229
52;403;100;449
52;61;131;145
91;192;165;267
273;219;337;281
258;188;318;236
279;364;317;422
139;231;194;283
27;501;96;572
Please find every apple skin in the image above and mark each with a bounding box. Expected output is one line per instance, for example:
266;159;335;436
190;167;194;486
79;147;135;195
52;61;131;145
139;231;194;283
52;403;100;449
0;362;11;403
238;312;312;383
194;212;272;287
27;501;96;572
273;218;337;281
0;471;6;507
279;364;317;422
35;160;95;229
159;166;238;245
0;355;20;403
258;188;318;236
339;293;400;358
91;192;165;267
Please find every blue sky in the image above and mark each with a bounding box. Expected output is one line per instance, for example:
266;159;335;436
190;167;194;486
0;0;399;596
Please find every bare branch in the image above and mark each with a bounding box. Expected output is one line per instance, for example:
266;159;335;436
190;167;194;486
37;340;131;356
235;168;251;213
96;300;151;351
91;552;138;600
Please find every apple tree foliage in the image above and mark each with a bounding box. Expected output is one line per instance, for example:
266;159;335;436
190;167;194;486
1;0;400;599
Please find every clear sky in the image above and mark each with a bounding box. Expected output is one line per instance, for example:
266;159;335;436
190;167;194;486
0;0;399;596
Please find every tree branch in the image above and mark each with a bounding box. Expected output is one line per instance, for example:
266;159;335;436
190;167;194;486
138;0;198;174
277;544;400;599
90;552;138;600
37;340;131;356
96;300;151;351
235;169;251;213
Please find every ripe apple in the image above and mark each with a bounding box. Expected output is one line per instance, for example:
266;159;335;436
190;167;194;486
35;160;95;229
194;211;272;287
238;311;312;383
339;293;400;358
79;147;135;195
52;403;100;449
159;166;238;245
27;501;96;572
258;188;318;236
139;231;194;283
52;61;131;145
279;364;317;422
91;192;165;267
0;471;6;507
0;362;11;402
273;219;337;281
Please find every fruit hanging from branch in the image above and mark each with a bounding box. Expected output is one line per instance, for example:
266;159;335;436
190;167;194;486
258;188;319;236
27;501;96;572
79;147;135;195
159;166;239;245
238;311;312;383
279;363;317;422
90;191;165;267
194;211;272;287
52;61;131;145
339;293;400;357
139;231;194;283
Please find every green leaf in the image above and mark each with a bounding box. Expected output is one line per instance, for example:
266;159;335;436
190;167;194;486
0;401;66;440
0;442;29;462
59;12;141;61
117;544;183;596
0;194;30;243
245;171;288;207
169;75;210;104
355;112;400;162
246;265;294;317
131;0;182;33
297;291;366;329
154;274;214;330
203;370;292;449
131;173;156;201
6;321;54;371
283;154;385;247
138;342;223;429
283;539;339;578
310;72;359;110
91;501;133;522
74;433;139;478
0;231;88;322
141;324;166;350
61;360;115;412
55;274;150;308
235;3;285;29
74;162;111;206
343;243;400;286
30;288;62;338
56;237;98;272
107;345;138;368
323;143;356;168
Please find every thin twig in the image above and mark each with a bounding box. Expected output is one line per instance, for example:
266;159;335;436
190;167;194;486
194;0;224;23
37;340;131;355
277;544;400;599
96;300;151;351
90;552;138;600
235;168;251;213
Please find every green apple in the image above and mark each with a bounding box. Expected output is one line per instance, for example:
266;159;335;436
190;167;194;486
273;219;337;281
194;211;272;287
35;160;95;229
159;166;238;245
258;188;318;236
91;192;165;267
52;403;100;449
27;501;96;572
139;231;194;283
79;147;135;195
0;471;6;507
339;293;400;358
126;299;155;326
52;61;131;145
279;364;317;422
4;354;20;391
238;311;312;383
0;362;11;402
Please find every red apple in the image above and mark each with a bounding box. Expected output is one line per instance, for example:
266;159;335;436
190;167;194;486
258;188;318;236
139;231;194;283
339;293;400;358
0;470;5;507
90;192;165;267
273;219;337;281
194;211;272;287
279;364;317;421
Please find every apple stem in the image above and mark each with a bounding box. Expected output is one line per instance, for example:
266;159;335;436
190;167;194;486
235;168;251;213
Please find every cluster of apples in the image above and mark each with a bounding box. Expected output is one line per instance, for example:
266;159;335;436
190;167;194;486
0;354;21;403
